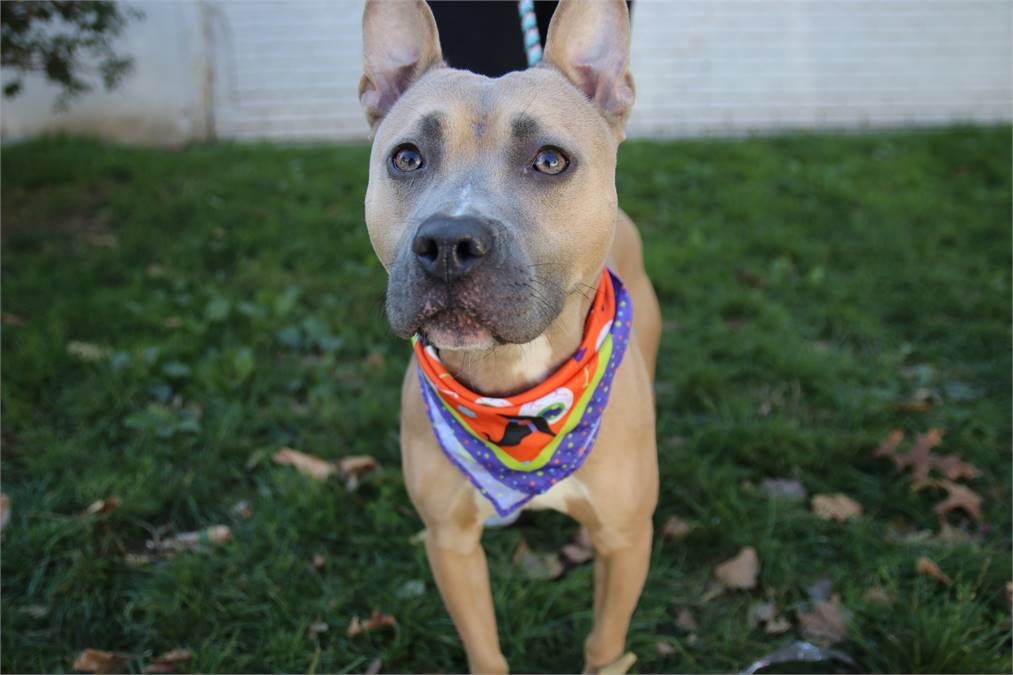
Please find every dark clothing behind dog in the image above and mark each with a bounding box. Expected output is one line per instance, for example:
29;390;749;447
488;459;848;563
427;1;631;78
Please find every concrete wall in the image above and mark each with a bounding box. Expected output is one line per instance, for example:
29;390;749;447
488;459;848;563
628;0;1013;137
1;2;212;145
2;0;1010;145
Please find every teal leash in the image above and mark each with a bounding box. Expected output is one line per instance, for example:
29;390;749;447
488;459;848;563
518;0;543;66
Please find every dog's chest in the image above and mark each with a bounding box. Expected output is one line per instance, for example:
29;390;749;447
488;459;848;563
472;474;592;519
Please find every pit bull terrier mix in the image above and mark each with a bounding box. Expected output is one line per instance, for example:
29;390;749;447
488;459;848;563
358;1;660;671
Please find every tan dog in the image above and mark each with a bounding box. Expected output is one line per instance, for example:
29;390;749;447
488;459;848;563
359;1;660;672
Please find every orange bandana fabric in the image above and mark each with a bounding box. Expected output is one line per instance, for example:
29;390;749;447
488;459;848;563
412;268;632;515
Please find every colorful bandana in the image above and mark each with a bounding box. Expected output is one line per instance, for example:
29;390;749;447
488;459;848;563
412;268;633;516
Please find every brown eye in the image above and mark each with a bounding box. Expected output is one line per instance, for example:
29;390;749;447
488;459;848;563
532;147;569;175
391;144;423;172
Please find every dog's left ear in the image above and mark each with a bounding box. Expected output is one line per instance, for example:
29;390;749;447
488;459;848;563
541;0;635;141
359;0;444;131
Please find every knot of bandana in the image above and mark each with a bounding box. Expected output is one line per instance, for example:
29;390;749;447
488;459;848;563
413;268;633;516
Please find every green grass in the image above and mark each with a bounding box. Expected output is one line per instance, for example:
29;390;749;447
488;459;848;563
2;127;1011;674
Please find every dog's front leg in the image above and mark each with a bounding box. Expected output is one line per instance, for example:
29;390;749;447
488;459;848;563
425;523;508;674
582;520;653;673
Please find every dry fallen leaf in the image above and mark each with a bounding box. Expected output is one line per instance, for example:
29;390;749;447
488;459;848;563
347;610;397;637
765;615;791;635
513;540;564;581
749;601;790;634
141;648;192;674
875;428;981;483
1;312;25;325
862;586;892;606
655;641;677;657
893;429;945;480
365;657;383;675
935;520;976;544
73;648;128;674
150;525;232;555
84;497;121;516
311;553;326;571
714;546;759;590
675;608;698;632
67;341;109;362
337;455;379;490
661;515;691;541
272;448;337;481
699;581;726;603
560;527;594;565
811;494;863;522
874;429;905;458
798;594;848;645
927;480;983;521
1;493;10;534
933;454;982;481
916;556;952;585
308;621;329;639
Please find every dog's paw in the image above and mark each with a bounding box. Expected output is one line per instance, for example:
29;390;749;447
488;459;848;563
587;651;637;675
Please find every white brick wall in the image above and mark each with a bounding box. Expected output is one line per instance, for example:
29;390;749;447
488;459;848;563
210;1;369;141
627;0;1013;136
3;0;1010;144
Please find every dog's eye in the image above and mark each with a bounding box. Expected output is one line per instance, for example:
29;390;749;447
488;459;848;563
391;144;423;172
532;147;569;175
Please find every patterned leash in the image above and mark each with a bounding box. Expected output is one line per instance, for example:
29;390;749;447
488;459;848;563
518;0;543;66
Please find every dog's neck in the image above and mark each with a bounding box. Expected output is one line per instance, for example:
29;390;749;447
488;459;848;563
437;290;595;397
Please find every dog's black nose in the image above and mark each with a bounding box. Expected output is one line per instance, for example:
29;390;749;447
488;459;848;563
412;216;494;282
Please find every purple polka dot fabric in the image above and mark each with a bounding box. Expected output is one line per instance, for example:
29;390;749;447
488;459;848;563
416;270;633;516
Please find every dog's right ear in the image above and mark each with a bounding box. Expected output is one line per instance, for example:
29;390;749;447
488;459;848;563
359;0;444;131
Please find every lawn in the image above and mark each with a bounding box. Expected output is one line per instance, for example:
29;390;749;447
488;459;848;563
2;127;1011;674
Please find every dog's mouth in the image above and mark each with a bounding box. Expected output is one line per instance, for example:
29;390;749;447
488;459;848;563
385;238;566;349
420;307;499;351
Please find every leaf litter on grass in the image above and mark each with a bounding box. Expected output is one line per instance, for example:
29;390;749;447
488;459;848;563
347;610;397;638
873;429;986;534
916;556;953;586
714;546;760;590
811;493;863;521
73;649;129;674
141;649;193;674
272;447;379;489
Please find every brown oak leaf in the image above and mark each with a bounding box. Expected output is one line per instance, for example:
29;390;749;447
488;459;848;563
714;546;759;590
798;594;848;645
347;610;397;637
811;494;863;522
929;480;983;521
272;448;337;481
338;455;379;490
142;649;192;674
916;556;952;585
73;649;129;674
661;515;692;541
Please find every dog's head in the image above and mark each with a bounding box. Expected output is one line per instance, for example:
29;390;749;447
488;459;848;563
360;0;633;350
